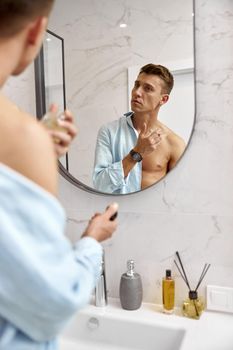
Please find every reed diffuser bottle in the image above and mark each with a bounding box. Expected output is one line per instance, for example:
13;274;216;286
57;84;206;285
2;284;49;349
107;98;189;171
183;290;204;320
174;251;210;320
162;269;175;314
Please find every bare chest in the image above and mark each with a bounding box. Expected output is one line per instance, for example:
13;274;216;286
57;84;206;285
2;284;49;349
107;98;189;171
142;142;170;173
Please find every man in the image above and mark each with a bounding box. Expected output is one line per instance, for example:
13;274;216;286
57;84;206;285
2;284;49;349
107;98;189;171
93;63;186;194
0;1;118;349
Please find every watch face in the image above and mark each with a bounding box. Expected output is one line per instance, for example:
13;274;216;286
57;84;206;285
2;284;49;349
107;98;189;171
130;150;142;162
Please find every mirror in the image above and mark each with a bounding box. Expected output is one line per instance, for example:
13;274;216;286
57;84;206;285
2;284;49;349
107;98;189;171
35;0;195;195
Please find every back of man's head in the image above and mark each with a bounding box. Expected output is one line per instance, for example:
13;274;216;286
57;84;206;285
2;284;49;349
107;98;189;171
0;0;54;38
139;63;174;95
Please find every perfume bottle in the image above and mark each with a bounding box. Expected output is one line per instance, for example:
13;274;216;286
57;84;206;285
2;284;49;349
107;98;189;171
41;111;66;143
162;269;175;314
119;260;143;310
182;290;204;320
41;111;66;131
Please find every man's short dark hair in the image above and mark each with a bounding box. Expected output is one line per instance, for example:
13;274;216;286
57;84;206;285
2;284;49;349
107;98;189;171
0;0;54;37
139;63;174;94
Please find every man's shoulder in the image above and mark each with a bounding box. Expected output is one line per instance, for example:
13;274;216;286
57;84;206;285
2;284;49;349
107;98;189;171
165;129;186;160
158;121;185;148
168;131;185;147
0;94;58;195
99;114;128;133
0;94;50;152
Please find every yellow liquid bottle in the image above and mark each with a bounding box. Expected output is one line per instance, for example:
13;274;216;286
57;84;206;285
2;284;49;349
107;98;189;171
162;269;175;314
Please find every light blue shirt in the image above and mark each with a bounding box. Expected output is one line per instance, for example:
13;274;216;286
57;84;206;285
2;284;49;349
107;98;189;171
0;163;103;350
93;112;142;194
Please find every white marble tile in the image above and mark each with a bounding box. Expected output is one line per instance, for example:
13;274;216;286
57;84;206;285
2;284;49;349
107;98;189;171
103;212;233;304
59;189;233;303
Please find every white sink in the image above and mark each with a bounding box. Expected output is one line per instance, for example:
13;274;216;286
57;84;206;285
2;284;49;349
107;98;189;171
59;299;186;350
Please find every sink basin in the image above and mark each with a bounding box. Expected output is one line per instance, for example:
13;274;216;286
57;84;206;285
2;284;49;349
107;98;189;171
59;299;186;350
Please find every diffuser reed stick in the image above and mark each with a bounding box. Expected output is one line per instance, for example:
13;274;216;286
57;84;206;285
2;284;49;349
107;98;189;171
174;260;189;289
175;251;191;290
195;263;211;292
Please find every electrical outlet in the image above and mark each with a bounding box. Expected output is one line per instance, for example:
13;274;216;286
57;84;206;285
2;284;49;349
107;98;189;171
206;285;233;313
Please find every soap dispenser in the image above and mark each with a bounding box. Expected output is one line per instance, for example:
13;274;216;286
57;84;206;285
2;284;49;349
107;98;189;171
119;260;143;310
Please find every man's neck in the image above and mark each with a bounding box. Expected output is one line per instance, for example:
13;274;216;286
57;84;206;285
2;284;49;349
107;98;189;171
132;111;159;132
0;37;23;87
0;50;13;87
0;56;8;87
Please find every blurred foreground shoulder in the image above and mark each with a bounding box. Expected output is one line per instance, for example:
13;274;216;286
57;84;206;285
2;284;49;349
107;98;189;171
0;95;58;196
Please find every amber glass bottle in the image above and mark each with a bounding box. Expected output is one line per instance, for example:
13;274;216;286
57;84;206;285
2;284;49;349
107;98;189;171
162;269;175;314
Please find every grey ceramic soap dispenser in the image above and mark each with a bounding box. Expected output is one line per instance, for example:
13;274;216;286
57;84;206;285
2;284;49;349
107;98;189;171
119;259;143;310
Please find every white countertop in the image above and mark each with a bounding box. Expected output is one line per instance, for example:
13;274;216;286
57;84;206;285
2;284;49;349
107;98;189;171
81;298;233;350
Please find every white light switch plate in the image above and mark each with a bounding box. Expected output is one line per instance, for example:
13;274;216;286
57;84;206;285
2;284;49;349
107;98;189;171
206;285;233;313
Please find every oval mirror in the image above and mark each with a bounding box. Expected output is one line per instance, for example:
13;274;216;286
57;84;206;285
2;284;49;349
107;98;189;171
35;0;195;195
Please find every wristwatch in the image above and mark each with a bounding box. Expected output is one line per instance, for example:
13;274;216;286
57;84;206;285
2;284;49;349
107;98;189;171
129;149;143;162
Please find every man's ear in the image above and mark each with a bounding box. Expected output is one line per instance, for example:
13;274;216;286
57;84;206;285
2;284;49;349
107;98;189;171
160;94;169;106
27;16;48;47
13;16;48;75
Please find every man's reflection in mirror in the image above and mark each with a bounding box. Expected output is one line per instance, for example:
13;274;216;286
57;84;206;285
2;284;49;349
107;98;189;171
93;64;186;194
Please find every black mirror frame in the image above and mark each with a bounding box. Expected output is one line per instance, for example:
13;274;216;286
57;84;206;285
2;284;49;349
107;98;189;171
34;30;113;195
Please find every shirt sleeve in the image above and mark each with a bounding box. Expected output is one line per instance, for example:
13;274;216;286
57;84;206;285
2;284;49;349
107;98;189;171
92;125;129;192
0;208;103;342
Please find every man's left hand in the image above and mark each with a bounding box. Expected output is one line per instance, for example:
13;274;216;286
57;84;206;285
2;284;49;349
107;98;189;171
47;105;77;158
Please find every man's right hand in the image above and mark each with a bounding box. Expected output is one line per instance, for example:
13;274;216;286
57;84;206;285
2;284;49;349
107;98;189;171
82;203;118;242
134;122;163;158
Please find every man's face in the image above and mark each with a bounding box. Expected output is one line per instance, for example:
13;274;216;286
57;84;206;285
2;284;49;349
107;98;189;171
131;73;168;114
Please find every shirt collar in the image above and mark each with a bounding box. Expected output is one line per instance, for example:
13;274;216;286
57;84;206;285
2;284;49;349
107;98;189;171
124;111;134;128
124;111;138;136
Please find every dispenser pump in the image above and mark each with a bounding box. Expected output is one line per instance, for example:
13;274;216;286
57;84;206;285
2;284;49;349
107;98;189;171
126;260;135;277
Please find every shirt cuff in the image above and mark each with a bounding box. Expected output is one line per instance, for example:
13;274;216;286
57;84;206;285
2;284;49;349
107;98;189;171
74;237;103;279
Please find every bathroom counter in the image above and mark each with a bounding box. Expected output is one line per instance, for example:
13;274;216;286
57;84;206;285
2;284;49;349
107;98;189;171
60;298;233;350
89;298;233;350
174;305;233;350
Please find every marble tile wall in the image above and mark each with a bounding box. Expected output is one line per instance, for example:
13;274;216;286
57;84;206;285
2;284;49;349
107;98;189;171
58;0;233;305
2;0;233;306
